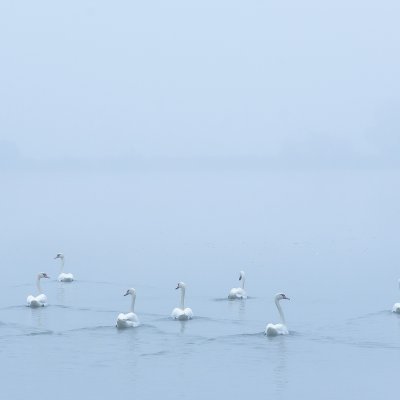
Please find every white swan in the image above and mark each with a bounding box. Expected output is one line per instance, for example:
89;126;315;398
116;288;140;328
171;282;193;320
54;253;74;282
392;279;400;313
265;293;290;336
228;270;247;299
27;273;50;307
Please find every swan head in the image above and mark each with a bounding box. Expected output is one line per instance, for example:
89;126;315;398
54;253;64;260
38;272;50;279
239;271;245;280
124;288;136;296
175;282;186;290
275;293;290;301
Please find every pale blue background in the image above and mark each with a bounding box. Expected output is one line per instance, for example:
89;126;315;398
1;2;400;399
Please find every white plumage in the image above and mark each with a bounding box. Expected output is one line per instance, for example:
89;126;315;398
116;288;140;328
54;253;74;282
392;303;400;313
27;273;50;307
265;293;290;337
228;270;247;299
171;282;193;320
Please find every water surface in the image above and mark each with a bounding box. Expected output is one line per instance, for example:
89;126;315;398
1;169;399;399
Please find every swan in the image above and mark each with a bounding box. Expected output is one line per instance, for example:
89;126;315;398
54;253;74;282
392;279;400;313
265;293;290;336
116;288;140;328
26;273;50;307
228;270;247;299
171;282;193;320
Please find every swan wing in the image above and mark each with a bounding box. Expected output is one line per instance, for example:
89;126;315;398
117;313;128;321
265;323;278;336
36;294;48;304
27;294;47;307
184;308;193;319
171;308;184;319
392;303;400;313
228;288;239;299
27;295;36;306
235;289;247;299
116;313;139;328
125;312;140;326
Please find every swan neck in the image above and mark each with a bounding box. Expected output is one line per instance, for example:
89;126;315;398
36;276;42;294
241;276;245;289
275;298;286;325
59;257;65;273
130;294;136;313
180;287;185;310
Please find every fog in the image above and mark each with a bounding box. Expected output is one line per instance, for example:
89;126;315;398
1;3;400;399
0;0;399;165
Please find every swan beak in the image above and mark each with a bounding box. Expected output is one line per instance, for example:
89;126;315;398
124;292;129;296
175;285;179;290
239;276;242;280
284;297;290;300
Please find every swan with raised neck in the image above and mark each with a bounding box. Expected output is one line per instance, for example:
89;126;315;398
265;293;290;336
171;282;193;320
27;273;50;307
54;253;74;282
228;270;247;299
116;288;140;328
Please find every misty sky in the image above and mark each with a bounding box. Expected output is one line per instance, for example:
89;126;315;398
0;1;399;166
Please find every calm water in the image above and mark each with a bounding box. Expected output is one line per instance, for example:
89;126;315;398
1;168;399;399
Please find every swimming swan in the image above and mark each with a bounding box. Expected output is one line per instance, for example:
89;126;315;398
27;273;50;307
392;279;400;313
116;288;140;328
54;253;74;282
265;293;290;336
171;282;193;320
228;270;247;299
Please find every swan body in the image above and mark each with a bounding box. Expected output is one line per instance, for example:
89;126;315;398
265;322;289;336
58;272;74;282
116;288;140;328
27;273;50;307
265;293;290;337
171;282;193;320
228;270;247;299
392;279;400;313
54;253;74;282
171;307;194;320
392;303;400;313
